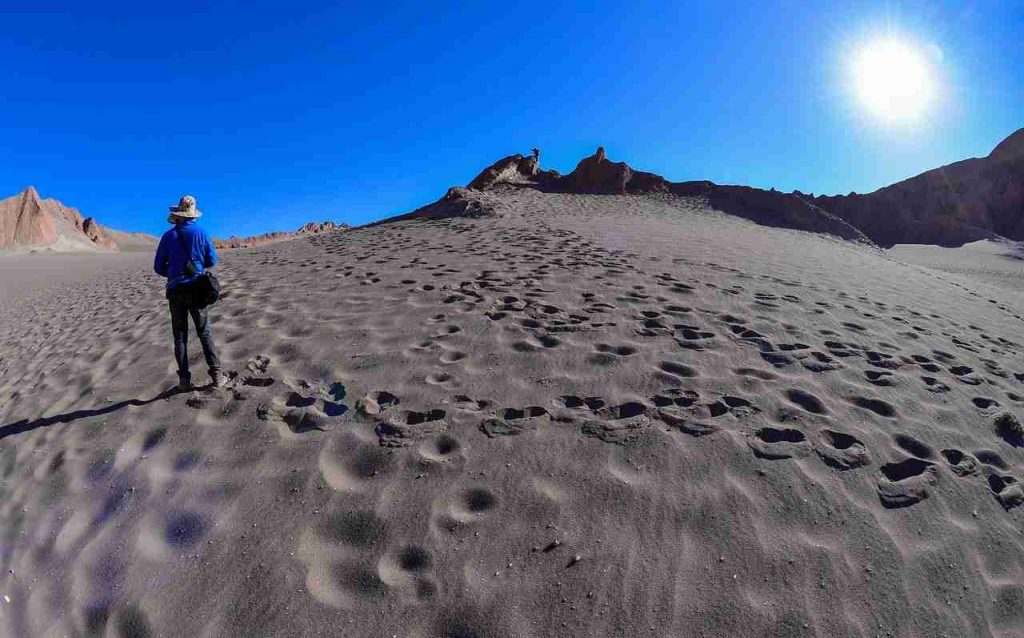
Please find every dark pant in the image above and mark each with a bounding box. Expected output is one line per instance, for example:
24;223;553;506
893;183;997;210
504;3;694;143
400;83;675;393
169;289;220;384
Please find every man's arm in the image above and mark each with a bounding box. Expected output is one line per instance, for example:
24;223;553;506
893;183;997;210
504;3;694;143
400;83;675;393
153;234;170;276
202;229;218;268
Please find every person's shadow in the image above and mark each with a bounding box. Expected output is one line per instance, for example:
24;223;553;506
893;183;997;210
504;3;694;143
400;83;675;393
0;386;185;442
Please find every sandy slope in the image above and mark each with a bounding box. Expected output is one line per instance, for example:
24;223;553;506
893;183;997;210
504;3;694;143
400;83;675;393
2;189;1024;637
889;240;1024;294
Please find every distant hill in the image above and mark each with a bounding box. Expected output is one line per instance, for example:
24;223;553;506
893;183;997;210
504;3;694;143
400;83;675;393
806;128;1024;247
213;221;350;249
0;187;157;253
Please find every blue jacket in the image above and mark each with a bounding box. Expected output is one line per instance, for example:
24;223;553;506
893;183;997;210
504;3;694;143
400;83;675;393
153;220;218;290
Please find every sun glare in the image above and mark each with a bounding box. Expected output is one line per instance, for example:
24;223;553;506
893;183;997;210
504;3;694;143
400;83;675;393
852;38;935;123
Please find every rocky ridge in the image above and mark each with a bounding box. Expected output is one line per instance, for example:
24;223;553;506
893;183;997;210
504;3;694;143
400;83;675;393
374;147;873;244
806;128;1024;247
214;221;350;249
375;128;1024;249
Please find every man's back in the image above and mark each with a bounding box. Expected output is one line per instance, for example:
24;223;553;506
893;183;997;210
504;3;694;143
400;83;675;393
154;221;218;290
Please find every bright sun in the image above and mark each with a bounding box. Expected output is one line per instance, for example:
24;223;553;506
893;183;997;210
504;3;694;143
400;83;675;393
852;38;935;123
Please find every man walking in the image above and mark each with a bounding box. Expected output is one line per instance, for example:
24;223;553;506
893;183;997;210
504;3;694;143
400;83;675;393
153;195;223;391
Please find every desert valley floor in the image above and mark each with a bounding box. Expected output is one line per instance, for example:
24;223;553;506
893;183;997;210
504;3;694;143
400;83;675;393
2;188;1024;637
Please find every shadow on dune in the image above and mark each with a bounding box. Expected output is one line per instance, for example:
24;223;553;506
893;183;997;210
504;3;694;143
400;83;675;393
0;387;181;442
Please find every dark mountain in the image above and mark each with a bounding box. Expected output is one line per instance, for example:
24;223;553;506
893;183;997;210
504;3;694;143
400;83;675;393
806;128;1024;247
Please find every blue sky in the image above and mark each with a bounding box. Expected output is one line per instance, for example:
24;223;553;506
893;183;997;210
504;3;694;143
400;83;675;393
1;1;1021;238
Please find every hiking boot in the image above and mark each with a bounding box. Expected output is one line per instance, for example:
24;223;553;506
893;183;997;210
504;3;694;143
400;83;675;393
210;370;226;388
177;378;193;393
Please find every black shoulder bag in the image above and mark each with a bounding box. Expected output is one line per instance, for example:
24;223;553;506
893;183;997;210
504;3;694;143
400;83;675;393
173;227;221;307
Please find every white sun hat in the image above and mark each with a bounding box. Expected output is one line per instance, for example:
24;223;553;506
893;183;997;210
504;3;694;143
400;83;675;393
168;194;202;219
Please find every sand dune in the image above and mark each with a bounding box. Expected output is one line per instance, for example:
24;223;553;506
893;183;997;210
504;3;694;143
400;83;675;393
2;184;1023;636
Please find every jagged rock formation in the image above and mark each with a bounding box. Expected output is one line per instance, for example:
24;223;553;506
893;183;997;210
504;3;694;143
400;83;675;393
0;187;151;253
0;187;59;248
81;217;118;251
543;148;870;243
214;221;349;249
374;129;1024;249
373;147;871;243
468;154;547;190
552;147;672;194
806;128;1024;247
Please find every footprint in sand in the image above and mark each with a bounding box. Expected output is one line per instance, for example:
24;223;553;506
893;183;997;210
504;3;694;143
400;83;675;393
815;429;871;470
940;449;979;477
784;388;828;415
356;390;400;415
849;396;897;418
988;475;1024;510
479;406;548;438
656;392;757;437
378;544;440;603
649;388;700;409
971;397;1000;413
973;449;1009;470
892;433;935;460
510;334;562;352
453;395;492;412
425;371;454;386
375;409;447;447
994;413;1024;447
320;510;388;548
319;436;396;492
581;402;652;444
587;343;639;365
865;370;896;387
164;511;209;549
418;433;463;465
673;326;716;351
554;395;606;411
747;427;810;460
257;381;347;436
733;367;777;381
461;487;498;514
655;360;699;383
439;349;466;364
876;458;938;508
921;376;951;393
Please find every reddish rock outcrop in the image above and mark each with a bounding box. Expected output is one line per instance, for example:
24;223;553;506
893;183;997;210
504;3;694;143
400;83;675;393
467;154;543;191
0;187;58;248
214;221;349;249
555;147;672;194
82;217;118;251
0;187;145;252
